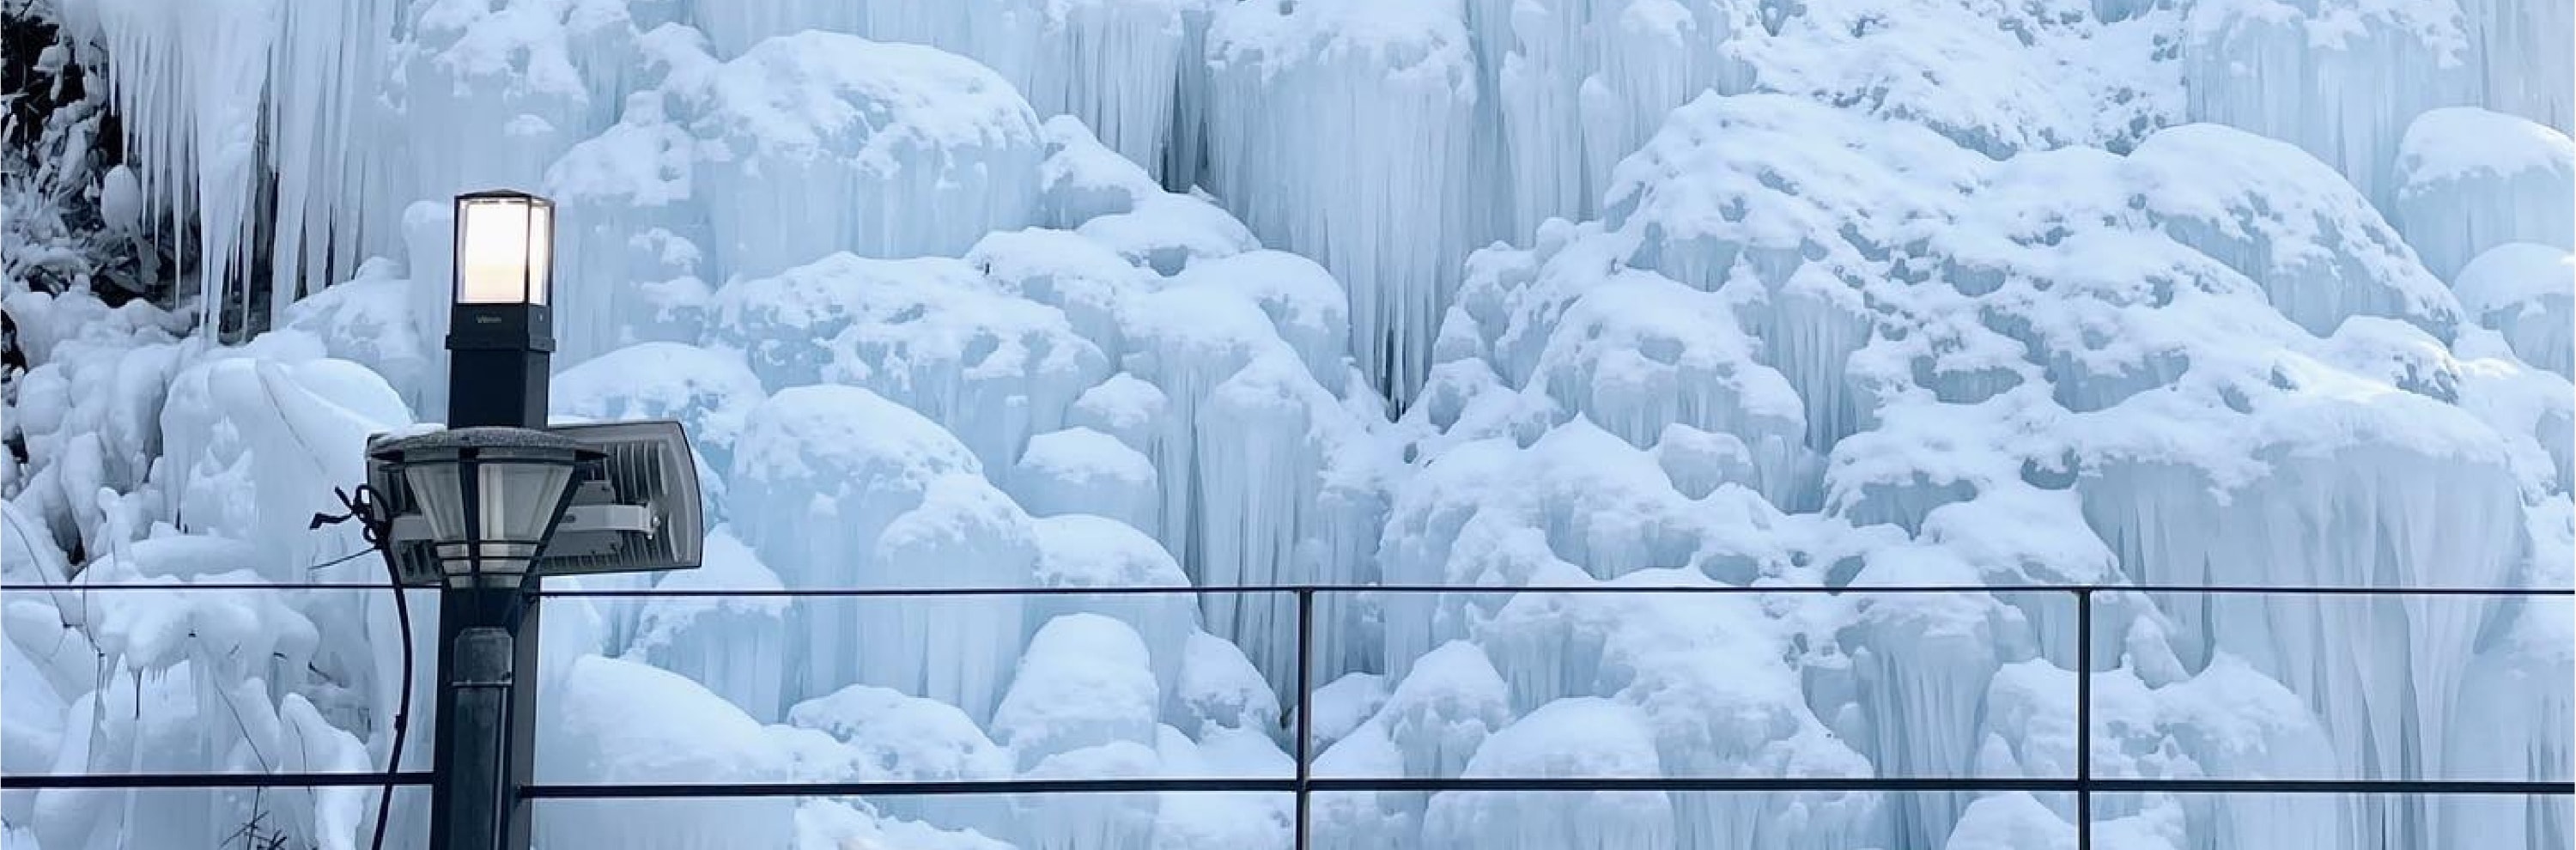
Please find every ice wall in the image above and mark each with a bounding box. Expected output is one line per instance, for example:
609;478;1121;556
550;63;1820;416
12;0;2575;848
1385;88;2569;850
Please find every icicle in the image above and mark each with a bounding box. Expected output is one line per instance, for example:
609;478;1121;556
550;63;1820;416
2457;0;2575;131
263;0;403;325
1204;0;1492;403
1121;284;1388;695
2177;0;2476;209
2077;445;2526;850
1485;0;1756;235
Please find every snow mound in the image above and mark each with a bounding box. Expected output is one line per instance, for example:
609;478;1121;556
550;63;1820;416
2393;108;2576;282
786;683;1012;783
2452;243;2576;379
1026;513;1194;710
690;0;1202;182
1016;427;1159;532
664;29;1046;278
538;655;797;850
1174;630;1282;738
993;613;1163;768
1376;641;1512;779
1420;697;1672;850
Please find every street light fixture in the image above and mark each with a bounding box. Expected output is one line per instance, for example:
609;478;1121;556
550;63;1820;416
368;427;601;590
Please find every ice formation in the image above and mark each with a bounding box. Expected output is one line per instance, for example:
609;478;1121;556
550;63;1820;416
2391;108;2576;283
1420;697;1674;850
2453;244;2576;379
1204;0;1492;403
5;0;2572;849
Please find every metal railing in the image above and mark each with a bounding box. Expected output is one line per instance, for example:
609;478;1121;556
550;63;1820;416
5;580;2571;850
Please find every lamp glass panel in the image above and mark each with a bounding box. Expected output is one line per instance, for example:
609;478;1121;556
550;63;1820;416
457;199;534;304
525;202;553;306
478;461;577;549
403;464;469;545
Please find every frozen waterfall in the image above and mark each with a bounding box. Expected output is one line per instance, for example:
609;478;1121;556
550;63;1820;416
5;0;2572;849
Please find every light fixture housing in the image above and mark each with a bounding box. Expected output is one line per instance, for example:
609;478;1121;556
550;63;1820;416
453;190;555;307
368;427;600;588
370;420;706;586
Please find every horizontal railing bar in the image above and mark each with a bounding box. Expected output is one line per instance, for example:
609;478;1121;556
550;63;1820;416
535;584;2576;599
2085;779;2576;795
10;583;2565;598
1315;778;2576;795
0;583;397;592
513;777;2575;799
11;773;2555;797
0;772;436;790
535;584;2014;598
523;779;1293;798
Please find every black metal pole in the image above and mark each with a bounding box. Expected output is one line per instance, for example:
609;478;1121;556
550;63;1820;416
1292;588;1315;850
2075;587;2093;850
429;297;552;850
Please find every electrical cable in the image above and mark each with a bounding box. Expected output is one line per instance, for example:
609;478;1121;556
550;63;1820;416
304;547;379;572
361;489;413;850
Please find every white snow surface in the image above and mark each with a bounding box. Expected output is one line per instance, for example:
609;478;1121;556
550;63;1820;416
7;1;2573;849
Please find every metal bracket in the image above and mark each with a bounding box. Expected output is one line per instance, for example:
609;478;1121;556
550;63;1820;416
387;504;656;543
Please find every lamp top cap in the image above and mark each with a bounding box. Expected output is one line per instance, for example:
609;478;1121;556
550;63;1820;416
369;426;599;464
455;189;551;203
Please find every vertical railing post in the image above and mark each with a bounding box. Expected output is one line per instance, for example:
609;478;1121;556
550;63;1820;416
2075;586;2094;850
1293;587;1315;850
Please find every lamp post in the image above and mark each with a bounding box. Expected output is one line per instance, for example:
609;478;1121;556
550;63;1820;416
354;191;702;850
434;190;561;850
